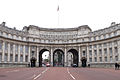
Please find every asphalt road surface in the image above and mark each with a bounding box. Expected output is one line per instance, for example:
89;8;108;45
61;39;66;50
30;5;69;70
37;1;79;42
0;67;120;80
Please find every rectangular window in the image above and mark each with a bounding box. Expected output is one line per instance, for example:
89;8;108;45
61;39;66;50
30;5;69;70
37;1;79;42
94;44;97;48
89;50;92;56
20;55;23;62
15;44;18;54
15;55;18;62
10;54;13;62
94;57;97;62
10;44;13;53
115;56;118;61
109;48;112;55
105;57;107;62
89;45;92;49
89;58;92;62
115;47;118;53
94;50;97;56
99;49;102;55
0;53;2;62
25;46;28;54
99;57;102;62
4;54;7;62
20;45;23;54
104;49;107;54
5;42;8;51
0;41;2;50
25;56;28;62
110;56;112;62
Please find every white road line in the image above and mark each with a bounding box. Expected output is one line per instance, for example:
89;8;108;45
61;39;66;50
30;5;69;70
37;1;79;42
6;70;19;73
67;68;76;80
33;68;49;80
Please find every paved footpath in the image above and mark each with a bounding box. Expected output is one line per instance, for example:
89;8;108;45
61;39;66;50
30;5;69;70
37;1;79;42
0;67;120;80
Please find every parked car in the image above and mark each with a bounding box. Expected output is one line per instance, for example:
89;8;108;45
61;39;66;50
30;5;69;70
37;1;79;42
72;64;77;67
46;63;50;67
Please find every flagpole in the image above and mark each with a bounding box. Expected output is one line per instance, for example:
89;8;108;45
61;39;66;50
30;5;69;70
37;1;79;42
57;0;59;27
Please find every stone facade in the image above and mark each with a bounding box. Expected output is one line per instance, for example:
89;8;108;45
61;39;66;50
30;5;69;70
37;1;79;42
0;22;120;68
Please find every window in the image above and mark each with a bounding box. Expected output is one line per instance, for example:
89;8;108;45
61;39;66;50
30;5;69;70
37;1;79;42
0;41;2;50
15;55;18;62
4;54;7;62
89;58;92;62
0;53;2;62
104;49;107;54
89;37;91;41
99;49;102;55
105;57;107;62
89;50;92;56
99;57;102;62
20;55;23;62
114;31;117;36
108;33;111;38
115;47;118;53
83;51;85;56
5;42;8;51
94;50;97;56
103;43;107;47
94;57;97;62
94;37;96;41
94;44;97;48
10;54;13;62
25;46;28;54
25;56;28;62
115;56;118;61
99;36;101;40
109;48;112;55
104;35;106;39
20;45;23;53
110;56;112;62
99;44;101;48
10;44;13;53
15;44;18;53
89;45;92;49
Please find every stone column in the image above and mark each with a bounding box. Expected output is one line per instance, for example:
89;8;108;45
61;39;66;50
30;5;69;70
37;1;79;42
50;47;53;66
28;45;31;63
112;42;115;62
78;46;81;67
13;44;15;62
97;44;99;62
107;43;110;62
8;43;10;62
23;45;25;62
86;45;89;65
92;45;94;63
36;46;39;67
118;40;120;62
18;45;20;62
2;41;5;62
102;44;105;63
64;47;67;67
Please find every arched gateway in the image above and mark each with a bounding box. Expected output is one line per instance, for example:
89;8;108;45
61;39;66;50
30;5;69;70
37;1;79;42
1;22;119;68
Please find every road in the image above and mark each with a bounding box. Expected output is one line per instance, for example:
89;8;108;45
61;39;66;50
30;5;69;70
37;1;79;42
0;67;120;80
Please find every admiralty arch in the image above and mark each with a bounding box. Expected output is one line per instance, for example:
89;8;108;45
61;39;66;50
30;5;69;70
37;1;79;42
0;22;120;68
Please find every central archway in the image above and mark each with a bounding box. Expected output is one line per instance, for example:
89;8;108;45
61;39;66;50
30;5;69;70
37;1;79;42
67;49;79;67
53;49;64;67
39;49;50;67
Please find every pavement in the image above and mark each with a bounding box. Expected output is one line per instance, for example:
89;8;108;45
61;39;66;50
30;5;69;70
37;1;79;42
0;67;120;80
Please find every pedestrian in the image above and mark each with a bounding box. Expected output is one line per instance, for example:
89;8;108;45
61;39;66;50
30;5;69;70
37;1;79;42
115;63;118;70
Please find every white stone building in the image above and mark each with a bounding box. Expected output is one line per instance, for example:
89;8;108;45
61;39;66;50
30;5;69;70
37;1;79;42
0;22;120;68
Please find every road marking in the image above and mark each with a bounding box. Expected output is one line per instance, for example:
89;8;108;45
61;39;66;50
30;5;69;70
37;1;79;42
33;68;49;80
67;68;76;80
6;70;19;73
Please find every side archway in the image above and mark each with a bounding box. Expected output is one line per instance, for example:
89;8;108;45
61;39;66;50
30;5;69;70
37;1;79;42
53;49;64;67
67;49;79;67
39;49;50;67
